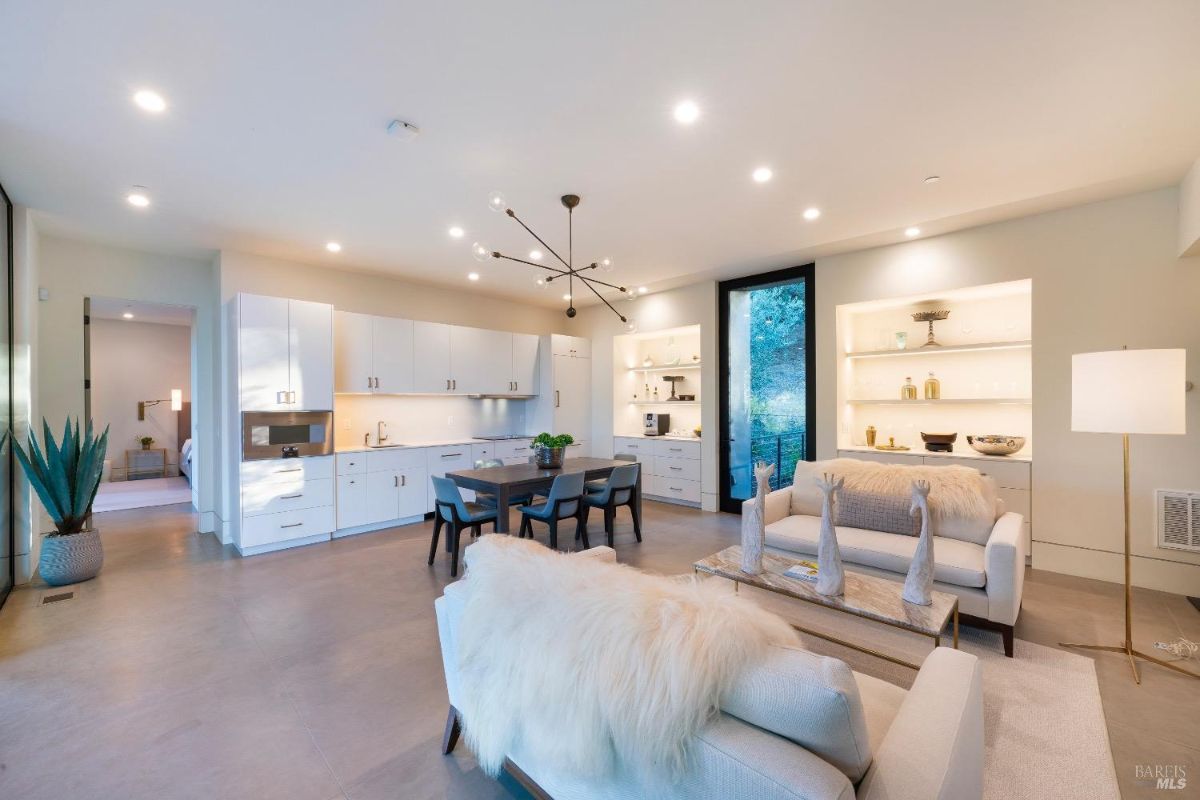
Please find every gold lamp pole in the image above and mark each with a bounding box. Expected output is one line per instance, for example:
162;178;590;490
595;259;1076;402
1061;349;1196;684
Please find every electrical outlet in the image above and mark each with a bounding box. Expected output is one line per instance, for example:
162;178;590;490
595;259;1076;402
341;417;352;430
447;415;454;426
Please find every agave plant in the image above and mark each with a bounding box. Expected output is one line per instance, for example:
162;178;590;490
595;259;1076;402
4;418;110;536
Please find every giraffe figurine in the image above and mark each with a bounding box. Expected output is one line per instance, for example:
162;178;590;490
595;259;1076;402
740;461;776;574
814;473;845;597
903;479;935;605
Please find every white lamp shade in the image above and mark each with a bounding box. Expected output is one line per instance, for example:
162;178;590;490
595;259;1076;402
1072;349;1186;435
170;389;183;411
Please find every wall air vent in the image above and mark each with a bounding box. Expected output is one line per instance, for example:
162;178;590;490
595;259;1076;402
1156;490;1200;553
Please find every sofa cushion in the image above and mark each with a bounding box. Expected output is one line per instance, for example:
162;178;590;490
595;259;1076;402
721;644;874;783
764;514;987;588
790;459;998;547
853;671;905;760
837;489;921;536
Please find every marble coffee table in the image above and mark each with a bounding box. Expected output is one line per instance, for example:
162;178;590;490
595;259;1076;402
694;545;959;670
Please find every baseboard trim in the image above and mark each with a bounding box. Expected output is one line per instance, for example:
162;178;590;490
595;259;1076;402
1033;540;1200;595
236;532;331;557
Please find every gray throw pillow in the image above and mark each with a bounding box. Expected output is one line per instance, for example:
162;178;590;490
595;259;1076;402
836;489;921;536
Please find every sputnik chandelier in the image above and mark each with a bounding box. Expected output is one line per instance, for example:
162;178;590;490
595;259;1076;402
472;192;636;328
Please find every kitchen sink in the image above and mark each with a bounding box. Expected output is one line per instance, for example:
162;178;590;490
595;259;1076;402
367;443;404;449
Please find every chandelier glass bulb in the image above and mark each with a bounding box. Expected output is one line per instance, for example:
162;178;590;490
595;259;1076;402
534;277;547;289
471;242;492;262
598;257;614;272
624;317;638;333
487;191;508;212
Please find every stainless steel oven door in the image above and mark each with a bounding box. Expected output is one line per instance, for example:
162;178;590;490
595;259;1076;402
242;411;333;461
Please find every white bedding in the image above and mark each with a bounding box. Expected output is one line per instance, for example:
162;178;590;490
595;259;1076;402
180;438;193;481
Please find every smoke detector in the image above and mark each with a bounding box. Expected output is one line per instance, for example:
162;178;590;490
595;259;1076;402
386;119;420;140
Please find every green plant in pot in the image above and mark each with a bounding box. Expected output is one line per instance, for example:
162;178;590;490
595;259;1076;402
531;432;574;469
138;435;155;450
3;419;110;586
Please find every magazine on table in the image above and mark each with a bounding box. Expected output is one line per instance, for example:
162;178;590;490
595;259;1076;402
783;560;819;582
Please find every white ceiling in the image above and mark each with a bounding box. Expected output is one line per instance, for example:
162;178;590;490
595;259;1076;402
89;296;194;326
3;1;1199;308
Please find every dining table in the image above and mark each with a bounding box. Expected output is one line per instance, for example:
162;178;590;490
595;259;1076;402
446;457;642;534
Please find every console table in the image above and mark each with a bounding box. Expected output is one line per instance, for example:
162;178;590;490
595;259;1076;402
125;448;168;480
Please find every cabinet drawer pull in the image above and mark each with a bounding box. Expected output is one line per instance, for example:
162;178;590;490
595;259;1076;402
513;447;526;452
281;493;303;499
555;390;560;408
401;474;407;487
275;468;303;474
367;376;372;389
669;486;683;492
446;379;451;390
668;466;682;471
452;379;457;390
281;522;304;528
394;475;398;487
441;453;463;458
669;447;682;452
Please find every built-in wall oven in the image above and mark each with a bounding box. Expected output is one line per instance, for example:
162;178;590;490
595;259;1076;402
242;411;333;461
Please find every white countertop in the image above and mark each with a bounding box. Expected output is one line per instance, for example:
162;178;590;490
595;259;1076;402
615;433;703;442
837;444;1032;463
335;436;532;454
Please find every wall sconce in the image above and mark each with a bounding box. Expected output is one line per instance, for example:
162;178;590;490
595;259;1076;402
138;389;182;420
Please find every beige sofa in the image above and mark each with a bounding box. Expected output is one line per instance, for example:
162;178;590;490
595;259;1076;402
745;458;1026;656
436;545;984;800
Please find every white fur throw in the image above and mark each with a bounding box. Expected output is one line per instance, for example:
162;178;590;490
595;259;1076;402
793;458;992;520
456;535;799;781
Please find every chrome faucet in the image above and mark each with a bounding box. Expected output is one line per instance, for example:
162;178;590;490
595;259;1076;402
377;420;389;445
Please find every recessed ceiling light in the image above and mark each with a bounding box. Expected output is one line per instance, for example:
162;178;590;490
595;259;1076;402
126;188;150;208
326;241;342;253
122;311;134;319
448;226;464;239
803;207;821;221
673;100;700;125
529;250;543;260
905;227;921;238
132;89;166;113
638;286;648;294
752;167;773;183
562;293;572;301
923;175;941;184
468;272;480;281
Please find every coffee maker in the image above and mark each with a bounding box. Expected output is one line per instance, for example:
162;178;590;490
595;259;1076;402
643;412;670;436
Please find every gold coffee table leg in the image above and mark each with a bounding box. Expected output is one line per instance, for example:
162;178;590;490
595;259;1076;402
953;605;959;649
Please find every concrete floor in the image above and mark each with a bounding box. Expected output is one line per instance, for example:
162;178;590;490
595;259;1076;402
0;501;1196;799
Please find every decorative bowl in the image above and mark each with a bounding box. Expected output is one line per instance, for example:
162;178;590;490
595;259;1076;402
919;432;958;445
966;435;1026;456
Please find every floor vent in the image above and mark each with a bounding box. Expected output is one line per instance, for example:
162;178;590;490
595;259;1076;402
1156;490;1200;553
41;591;75;605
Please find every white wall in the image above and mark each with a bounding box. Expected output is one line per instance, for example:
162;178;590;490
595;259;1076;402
1180;156;1200;257
90;318;192;476
11;206;40;583
816;187;1200;594
577;282;720;511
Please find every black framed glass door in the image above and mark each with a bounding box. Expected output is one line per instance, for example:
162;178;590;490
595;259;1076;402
0;180;13;605
718;265;815;513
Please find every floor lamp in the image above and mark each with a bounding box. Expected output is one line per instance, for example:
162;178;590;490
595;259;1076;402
1064;348;1196;684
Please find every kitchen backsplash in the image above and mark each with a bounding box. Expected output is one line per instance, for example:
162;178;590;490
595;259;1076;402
334;395;528;447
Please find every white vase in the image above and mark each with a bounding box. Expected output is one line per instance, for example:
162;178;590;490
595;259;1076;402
814;474;845;596
741;462;775;574
903;480;935;605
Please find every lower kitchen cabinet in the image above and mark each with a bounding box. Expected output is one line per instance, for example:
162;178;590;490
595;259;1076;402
334;449;433;537
336;474;368;529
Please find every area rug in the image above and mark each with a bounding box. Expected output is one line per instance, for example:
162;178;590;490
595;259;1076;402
801;625;1120;800
93;477;193;513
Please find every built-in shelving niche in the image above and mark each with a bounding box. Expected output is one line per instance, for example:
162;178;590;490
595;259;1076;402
614;324;703;437
836;279;1033;458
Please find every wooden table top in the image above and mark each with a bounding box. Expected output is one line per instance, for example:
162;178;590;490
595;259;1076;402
694;545;957;637
447;457;634;489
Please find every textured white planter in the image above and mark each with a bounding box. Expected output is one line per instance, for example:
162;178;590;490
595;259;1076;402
39;529;104;586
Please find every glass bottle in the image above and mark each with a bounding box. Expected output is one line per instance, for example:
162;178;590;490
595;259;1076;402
653;386;659;401
924;371;941;400
901;377;917;400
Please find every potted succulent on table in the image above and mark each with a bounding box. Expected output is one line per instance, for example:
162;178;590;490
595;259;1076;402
531;432;574;469
138;435;155;450
4;419;110;586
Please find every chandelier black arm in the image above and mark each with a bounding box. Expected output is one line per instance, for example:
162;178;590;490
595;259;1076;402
505;209;572;270
493;252;571;276
576;268;627;292
578;275;627;323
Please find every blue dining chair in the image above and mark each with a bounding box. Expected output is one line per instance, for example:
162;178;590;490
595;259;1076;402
428;475;499;578
472;458;536;509
583;463;642;547
516;471;587;551
585;453;637;493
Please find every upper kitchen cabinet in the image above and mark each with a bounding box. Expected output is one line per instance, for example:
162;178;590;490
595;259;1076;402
239;293;333;411
451;325;512;395
334;311;415;394
551;334;590;359
413;321;453;393
511;333;539;395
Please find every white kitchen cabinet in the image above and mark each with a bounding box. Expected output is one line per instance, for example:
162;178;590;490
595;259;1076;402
239;294;292;411
335;311;415;394
366;470;402;525
451;326;511;395
426;445;475;510
553;354;591;441
236;455;337;554
511;334;539;395
240;506;335;550
373;315;415;393
336;474;368;529
413;321;454;393
239;293;333;411
287;299;334;410
613;437;652;460
494;438;534;466
551;334;590;359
